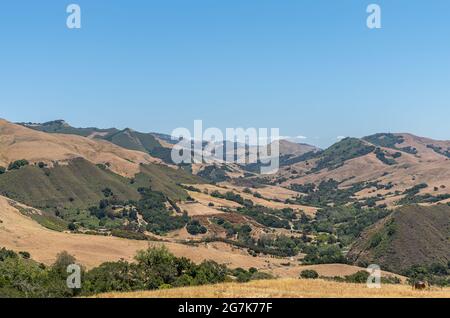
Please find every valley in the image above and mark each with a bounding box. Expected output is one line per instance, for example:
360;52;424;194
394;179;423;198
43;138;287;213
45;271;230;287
1;118;450;297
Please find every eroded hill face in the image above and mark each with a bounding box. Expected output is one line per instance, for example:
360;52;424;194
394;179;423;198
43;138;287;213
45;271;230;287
347;204;450;272
0;119;160;177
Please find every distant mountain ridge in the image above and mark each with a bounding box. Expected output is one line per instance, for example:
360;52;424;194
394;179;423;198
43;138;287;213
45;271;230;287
19;120;322;168
19;120;175;163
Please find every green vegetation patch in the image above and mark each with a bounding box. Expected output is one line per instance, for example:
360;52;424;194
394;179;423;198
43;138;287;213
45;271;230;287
0;158;140;212
134;163;204;201
363;133;418;154
312;138;375;172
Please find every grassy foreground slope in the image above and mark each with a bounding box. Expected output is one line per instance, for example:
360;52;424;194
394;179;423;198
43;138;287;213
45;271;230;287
95;278;450;298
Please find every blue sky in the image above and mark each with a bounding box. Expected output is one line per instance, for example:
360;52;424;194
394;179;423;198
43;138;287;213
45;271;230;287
1;0;449;148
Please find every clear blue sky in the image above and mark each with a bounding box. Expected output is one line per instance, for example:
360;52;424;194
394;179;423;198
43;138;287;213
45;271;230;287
1;0;449;148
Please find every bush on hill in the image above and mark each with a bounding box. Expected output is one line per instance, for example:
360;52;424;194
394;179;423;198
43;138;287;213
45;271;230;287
8;159;29;170
186;220;207;235
300;270;319;279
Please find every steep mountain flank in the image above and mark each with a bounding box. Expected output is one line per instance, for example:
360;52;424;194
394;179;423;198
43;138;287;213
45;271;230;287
347;204;450;272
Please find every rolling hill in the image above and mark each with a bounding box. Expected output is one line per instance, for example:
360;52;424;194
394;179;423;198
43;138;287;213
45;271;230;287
3;118;450;288
0;119;159;177
20;120;175;163
347;204;450;272
275;133;450;208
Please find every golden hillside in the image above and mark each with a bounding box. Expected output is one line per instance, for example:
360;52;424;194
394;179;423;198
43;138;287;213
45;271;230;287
0;119;160;177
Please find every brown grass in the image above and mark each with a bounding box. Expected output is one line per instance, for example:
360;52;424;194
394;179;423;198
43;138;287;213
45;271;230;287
94;278;450;298
0;196;305;274
191;184;317;215
0;119;160;177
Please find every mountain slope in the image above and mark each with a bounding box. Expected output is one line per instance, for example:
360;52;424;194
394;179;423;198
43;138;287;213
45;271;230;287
0;119;159;177
21;120;174;163
0;157;140;211
347;204;450;272
277;133;450;207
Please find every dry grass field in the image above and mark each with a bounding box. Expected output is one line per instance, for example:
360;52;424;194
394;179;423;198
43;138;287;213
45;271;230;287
0;196;306;274
95;278;450;298
191;183;318;215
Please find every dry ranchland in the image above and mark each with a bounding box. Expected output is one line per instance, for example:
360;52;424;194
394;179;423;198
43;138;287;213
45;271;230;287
95;278;450;298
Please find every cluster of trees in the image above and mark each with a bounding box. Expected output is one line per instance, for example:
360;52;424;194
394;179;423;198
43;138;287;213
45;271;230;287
300;270;319;279
231;267;273;283
197;165;230;183
309;205;391;246
257;234;308;257
325;270;401;285
427;144;450;158
403;263;450;287
211;190;254;207
0;246;274;298
363;133;417;154
302;245;346;265
293;179;389;208
186;220;207;235
237;205;290;229
396;183;450;205
181;185;202;193
0;248;82;298
212;217;252;241
136;188;189;234
0;160;30;175
7;159;30;170
374;148;397;165
87;187;190;236
312;138;375;172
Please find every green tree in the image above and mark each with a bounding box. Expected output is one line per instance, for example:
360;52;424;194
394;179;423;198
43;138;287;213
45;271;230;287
300;270;319;279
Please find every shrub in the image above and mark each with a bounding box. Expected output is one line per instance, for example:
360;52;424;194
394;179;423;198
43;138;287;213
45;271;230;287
111;229;148;241
0;166;5;174
186;220;207;235
38;162;46;168
18;251;31;259
68;222;78;231
344;271;370;283
300;269;319;279
8;159;29;170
